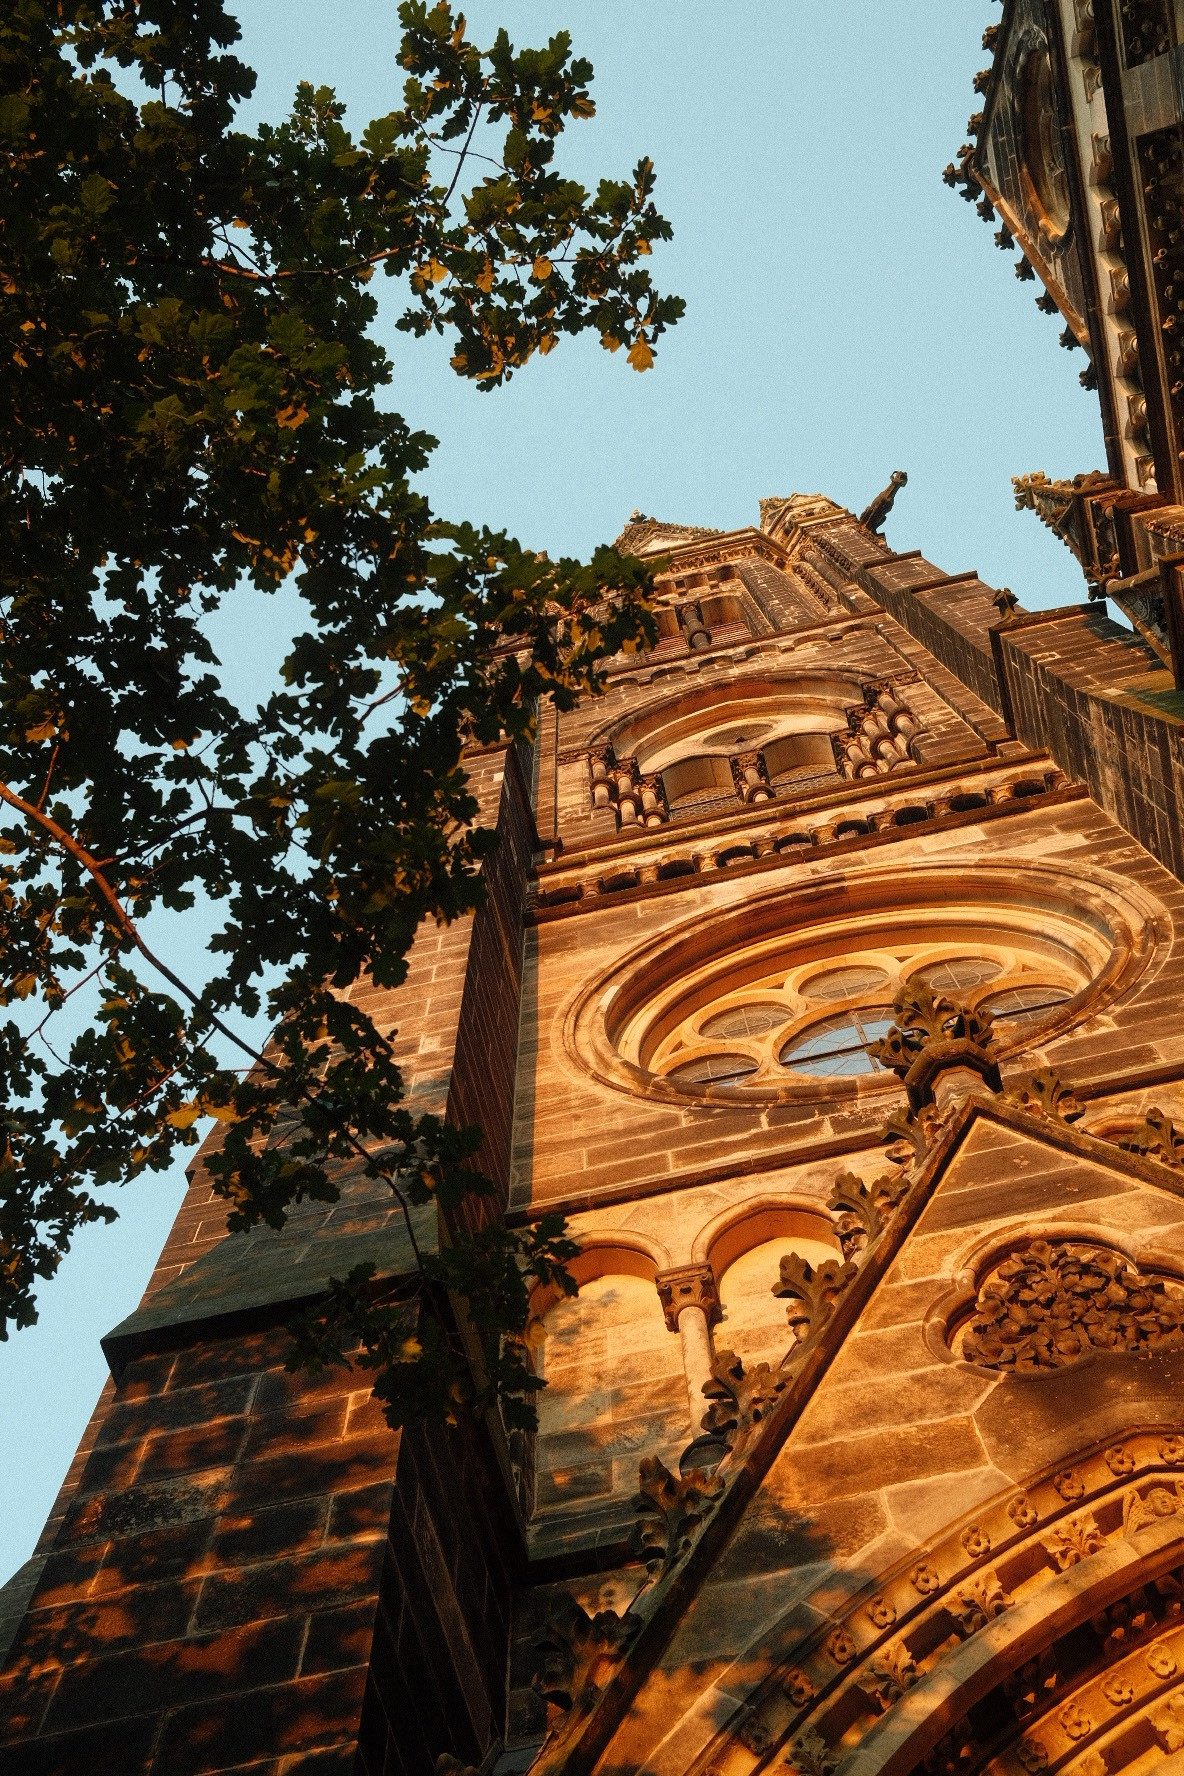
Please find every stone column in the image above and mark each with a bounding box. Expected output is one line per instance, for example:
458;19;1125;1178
656;1262;722;1433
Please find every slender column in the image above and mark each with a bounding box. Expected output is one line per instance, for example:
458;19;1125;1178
655;1262;722;1432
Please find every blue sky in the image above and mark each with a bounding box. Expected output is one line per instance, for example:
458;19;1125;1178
0;2;1105;1585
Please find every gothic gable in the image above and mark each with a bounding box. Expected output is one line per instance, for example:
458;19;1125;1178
530;1099;1184;1776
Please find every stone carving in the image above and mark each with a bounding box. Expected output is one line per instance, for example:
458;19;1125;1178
1106;1444;1137;1476
960;1240;1184;1372
858;469;908;534
1054;1469;1086;1502
1092;1591;1154;1657
827;1169;910;1258
923;1723;982;1774
874;982;999;1108
729;748;773;805
1007;1649;1060;1720
1148;1638;1179;1679
1163;1435;1184;1464
1004;1069;1084;1123
783;1668;815;1707
825;1625;857;1666
633;1454;724;1575
654;1263;722;1333
1154;1689;1184;1748
950;1570;1011;1637
1009;1492;1039;1530
1015;1739;1049;1773
701;1349;794;1450
1103;1672;1135;1707
841;683;921;779
1124;1480;1184;1538
1043;1511;1105;1570
1123;1105;1184;1167
875;983;994;1076
531;1595;639;1718
883;1101;953;1168
1059;1701;1092;1740
866;1594;897;1629
786;1725;838;1776
774;1251;858;1343
993;586;1020;618
859;1640;919;1706
960;1524;991;1559
910;1561;941;1595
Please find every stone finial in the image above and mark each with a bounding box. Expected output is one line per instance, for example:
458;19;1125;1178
655;1262;721;1333
872;982;1000;1111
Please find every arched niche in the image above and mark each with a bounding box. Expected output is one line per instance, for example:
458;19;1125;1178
528;1240;687;1518
696;1198;841;1372
598;670;866;777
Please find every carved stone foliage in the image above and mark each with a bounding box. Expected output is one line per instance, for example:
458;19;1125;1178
949;1570;1012;1637
882;1100;954;1169
841;683;920;779
773;1251;858;1344
828;1169;910;1259
873;982;999;1108
960;1241;1184;1372
700;1348;794;1452
531;1595;639;1719
1004;1068;1083;1123
632;1454;724;1576
1122;1105;1184;1168
874;983;995;1077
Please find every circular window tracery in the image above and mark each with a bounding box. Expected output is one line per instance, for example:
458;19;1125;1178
779;1008;895;1078
568;863;1160;1106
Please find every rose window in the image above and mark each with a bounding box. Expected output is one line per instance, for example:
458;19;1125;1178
641;936;1085;1093
572;864;1156;1106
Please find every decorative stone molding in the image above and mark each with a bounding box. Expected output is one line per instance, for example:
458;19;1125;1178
655;1262;722;1333
959;1240;1184;1372
840;683;921;778
704;1434;1184;1776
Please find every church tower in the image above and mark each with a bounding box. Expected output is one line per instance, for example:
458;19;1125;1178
5;484;1184;1776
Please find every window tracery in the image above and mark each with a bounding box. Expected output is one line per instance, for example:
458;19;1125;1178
644;937;1087;1093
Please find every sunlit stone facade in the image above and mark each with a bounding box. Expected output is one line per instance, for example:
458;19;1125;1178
6;486;1184;1776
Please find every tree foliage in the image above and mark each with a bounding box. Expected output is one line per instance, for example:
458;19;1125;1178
0;0;681;1426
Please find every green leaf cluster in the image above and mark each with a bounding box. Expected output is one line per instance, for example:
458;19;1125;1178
0;0;680;1425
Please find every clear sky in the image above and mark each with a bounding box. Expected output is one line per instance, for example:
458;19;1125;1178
0;2;1106;1586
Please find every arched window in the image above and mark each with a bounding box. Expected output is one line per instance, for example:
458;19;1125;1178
531;1258;687;1516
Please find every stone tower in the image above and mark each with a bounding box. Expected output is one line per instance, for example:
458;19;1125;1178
6;484;1184;1776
